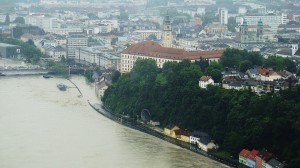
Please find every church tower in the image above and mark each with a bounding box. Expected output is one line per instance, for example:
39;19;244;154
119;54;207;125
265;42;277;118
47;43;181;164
163;15;172;48
257;20;264;42
240;20;248;43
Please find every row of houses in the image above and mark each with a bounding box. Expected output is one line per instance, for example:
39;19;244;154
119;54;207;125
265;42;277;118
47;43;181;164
164;124;217;152
239;149;286;168
199;67;299;94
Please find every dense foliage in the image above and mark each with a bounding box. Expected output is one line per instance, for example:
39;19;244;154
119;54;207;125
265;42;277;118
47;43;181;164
102;59;300;167
220;48;297;73
0;35;42;64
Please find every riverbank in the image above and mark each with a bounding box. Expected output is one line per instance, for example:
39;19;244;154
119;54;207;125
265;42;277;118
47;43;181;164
87;101;241;168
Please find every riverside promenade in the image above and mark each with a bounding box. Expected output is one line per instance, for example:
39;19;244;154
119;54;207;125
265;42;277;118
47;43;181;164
88;101;245;168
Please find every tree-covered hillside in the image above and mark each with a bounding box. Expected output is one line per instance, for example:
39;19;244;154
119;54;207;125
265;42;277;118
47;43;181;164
102;59;300;167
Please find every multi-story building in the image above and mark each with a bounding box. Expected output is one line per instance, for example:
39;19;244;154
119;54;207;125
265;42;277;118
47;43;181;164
75;47;120;69
205;23;228;33
219;8;228;25
66;34;88;59
238;13;287;32
120;41;224;73
134;30;162;40
0;43;21;58
163;15;172;48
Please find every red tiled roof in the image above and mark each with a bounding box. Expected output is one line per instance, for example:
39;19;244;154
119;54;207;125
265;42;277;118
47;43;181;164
174;129;190;136
256;68;275;77
247;150;259;161
200;76;212;81
122;41;224;60
239;149;251;157
257;149;273;161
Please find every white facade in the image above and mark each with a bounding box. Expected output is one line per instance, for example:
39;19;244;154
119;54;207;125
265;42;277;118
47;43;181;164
219;8;228;25
75;47;120;69
190;136;200;144
199;77;214;88
241;13;287;32
134;30;162;40
67;34;88;59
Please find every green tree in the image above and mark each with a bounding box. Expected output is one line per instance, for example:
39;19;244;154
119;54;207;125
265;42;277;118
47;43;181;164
5;14;10;25
227;17;236;32
239;60;252;72
13;17;25;24
112;70;121;83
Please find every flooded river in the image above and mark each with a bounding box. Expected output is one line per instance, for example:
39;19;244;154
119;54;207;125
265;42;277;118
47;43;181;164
0;59;227;168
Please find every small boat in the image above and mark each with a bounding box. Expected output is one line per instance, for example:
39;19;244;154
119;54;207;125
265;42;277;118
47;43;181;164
43;75;53;79
0;72;6;76
57;83;67;91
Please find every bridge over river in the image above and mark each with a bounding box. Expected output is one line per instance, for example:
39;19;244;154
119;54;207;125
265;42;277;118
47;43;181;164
0;68;52;76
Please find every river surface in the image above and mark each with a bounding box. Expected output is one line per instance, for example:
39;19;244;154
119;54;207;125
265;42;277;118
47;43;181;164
0;60;228;168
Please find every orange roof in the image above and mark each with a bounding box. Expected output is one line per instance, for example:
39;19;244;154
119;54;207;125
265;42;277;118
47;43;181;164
256;68;275;77
247;150;259;161
122;41;224;60
200;76;212;81
239;149;251;157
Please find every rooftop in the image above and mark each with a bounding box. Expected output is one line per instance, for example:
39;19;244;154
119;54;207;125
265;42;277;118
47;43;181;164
122;41;224;60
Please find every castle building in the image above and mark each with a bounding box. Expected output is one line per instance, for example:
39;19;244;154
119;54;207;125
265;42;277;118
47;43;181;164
163;15;172;48
120;41;224;73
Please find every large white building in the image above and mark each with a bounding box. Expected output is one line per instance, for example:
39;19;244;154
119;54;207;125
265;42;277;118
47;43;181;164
238;13;288;32
219;8;228;25
134;30;162;40
25;14;60;31
120;41;224;73
67;34;88;59
75;47;120;69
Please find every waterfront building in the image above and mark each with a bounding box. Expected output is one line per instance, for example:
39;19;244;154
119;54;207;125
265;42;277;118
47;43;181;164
0;43;21;58
266;158;286;168
255;149;273;168
67;33;88;59
239;149;250;165
163;15;172;48
120;41;223;73
164;124;180;137
75;47;120;69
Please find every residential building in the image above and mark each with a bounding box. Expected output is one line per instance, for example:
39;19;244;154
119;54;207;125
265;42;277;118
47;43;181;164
43;45;66;61
197;137;216;152
75;47;120;69
266;158;286;168
239;149;251;165
0;43;21;58
204;23;228;33
246;150;259;168
239;13;287;32
219;8;228;25
199;76;214;88
67;34;88;59
190;131;210;144
246;68;260;79
134;30;162;40
163;15;172;48
257;67;282;81
255;149;273;168
164;124;180;137
95;75;111;98
120;41;224;73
